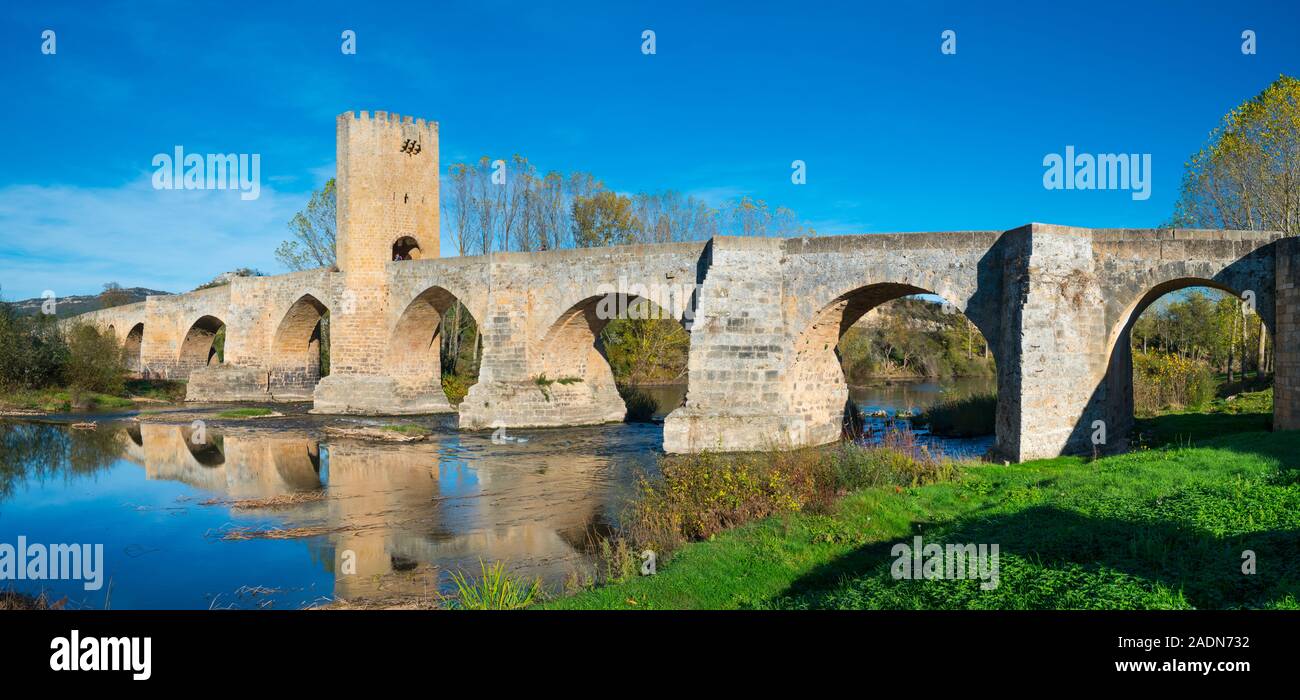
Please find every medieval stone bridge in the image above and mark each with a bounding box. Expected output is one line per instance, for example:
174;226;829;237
72;110;1300;462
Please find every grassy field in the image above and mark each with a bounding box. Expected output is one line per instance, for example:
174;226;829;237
547;390;1299;610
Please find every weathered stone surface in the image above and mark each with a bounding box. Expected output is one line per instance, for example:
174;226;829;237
1276;237;1300;431
312;375;452;415
186;366;270;402
70;111;1299;461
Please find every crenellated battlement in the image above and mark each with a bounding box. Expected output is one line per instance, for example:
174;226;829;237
339;110;438;134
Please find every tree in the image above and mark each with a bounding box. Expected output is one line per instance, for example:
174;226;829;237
602;316;689;384
64;323;125;397
275;180;335;378
1172;75;1300;236
98;282;131;309
444;163;476;258
720;196;813;238
572;190;638;248
276;179;337;271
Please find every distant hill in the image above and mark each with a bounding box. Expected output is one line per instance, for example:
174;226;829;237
1;287;171;318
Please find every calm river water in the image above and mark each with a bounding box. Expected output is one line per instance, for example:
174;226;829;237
0;377;994;609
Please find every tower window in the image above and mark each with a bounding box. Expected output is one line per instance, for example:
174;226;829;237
392;236;422;261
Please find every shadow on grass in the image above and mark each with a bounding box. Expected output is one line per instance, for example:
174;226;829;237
772;504;1300;609
1134;412;1272;449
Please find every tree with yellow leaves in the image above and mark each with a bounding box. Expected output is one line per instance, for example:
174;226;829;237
1172;74;1300;235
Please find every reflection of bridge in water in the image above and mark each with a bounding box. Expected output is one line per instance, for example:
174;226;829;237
116;423;627;600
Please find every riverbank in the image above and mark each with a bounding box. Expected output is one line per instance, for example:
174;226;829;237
546;389;1298;609
0;379;185;415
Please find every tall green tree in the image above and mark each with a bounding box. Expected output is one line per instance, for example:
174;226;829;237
276;179;337;270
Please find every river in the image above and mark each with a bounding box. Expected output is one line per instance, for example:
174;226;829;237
0;376;994;609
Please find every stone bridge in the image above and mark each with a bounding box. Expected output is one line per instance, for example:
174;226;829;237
71;110;1300;461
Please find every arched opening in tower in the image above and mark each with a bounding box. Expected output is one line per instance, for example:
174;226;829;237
392;236;422;261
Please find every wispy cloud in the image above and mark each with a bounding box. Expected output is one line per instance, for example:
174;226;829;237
0;177;307;300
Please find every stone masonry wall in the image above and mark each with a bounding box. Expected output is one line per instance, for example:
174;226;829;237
1276;237;1300;430
313;110;439;413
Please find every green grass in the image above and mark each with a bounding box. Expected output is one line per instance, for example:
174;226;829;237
449;560;543;610
0;379;186;413
216;407;275;418
441;373;475;405
546;391;1298;610
381;423;432;436
124;379;187;402
1132;388;1273;447
0;387;134;412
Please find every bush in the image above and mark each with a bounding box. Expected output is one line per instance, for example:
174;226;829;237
448;560;542;610
1133;352;1216;415
441;373;475;405
0;308;68;390
920;392;997;437
625;437;959;555
63;323;125;398
618;384;658;422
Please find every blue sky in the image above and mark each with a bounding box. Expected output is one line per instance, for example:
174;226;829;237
1;0;1296;299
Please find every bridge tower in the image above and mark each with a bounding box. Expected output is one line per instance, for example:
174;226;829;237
313;110;443;413
334;110;440;273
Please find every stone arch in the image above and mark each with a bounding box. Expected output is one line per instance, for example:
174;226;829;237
270;439;325;490
538;291;689;421
270;294;329;396
787;283;999;448
180;424;224;468
124;323;144;374
1105;278;1272;360
392;236;422;261
388;285;478;404
1098;276;1272;448
178;315;226;375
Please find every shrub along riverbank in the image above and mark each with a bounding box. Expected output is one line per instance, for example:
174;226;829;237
0;303;184;412
545;388;1297;609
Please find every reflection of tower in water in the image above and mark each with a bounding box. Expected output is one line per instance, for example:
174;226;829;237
324;433;616;601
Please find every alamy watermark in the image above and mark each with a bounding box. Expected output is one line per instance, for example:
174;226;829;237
1;536;104;591
891;535;999;590
1043;146;1151;201
50;630;151;680
594;276;698;325
152;146;261;200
